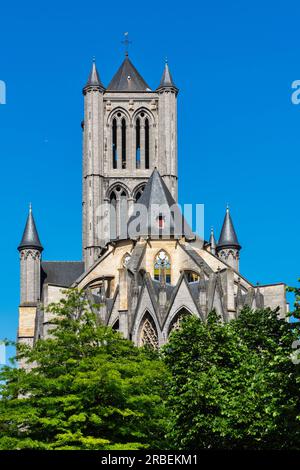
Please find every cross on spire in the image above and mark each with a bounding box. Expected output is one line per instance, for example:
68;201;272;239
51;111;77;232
122;32;132;56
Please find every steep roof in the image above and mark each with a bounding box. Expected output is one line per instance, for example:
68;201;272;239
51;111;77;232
128;168;194;240
218;207;241;249
18;205;43;252
157;62;178;91
84;59;105;91
107;56;151;92
209;227;217;251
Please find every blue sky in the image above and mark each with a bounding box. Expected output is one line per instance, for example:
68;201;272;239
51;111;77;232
0;0;299;355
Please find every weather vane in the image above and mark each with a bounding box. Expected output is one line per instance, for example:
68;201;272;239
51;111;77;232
122;32;132;56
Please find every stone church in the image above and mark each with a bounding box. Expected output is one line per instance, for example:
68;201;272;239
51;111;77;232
17;52;287;352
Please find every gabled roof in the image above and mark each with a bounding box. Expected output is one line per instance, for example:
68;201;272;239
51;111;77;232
218;207;241;249
18;205;43;252
128;169;195;240
107;56;151;92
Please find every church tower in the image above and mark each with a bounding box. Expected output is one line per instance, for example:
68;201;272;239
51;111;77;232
82;53;179;269
217;206;241;271
18;204;43;305
17;205;43;353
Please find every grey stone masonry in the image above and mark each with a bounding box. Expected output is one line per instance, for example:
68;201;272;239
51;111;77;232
82;58;179;269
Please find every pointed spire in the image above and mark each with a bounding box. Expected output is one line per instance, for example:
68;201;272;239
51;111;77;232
83;58;105;92
218;206;241;250
18;204;43;252
209;227;217;255
157;60;178;92
107;56;151;92
127;169;194;240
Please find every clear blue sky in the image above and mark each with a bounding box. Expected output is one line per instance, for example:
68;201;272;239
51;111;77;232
0;0;299;353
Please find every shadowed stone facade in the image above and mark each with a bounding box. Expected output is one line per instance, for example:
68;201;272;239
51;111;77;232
17;53;288;356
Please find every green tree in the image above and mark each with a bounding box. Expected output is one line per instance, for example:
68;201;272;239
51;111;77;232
287;279;300;319
0;289;168;450
163;307;300;450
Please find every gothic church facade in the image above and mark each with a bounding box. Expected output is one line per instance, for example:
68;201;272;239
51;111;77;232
17;53;287;352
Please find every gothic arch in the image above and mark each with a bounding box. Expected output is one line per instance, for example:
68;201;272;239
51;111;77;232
108;184;129;241
132;107;155;123
134;109;153;170
153;249;171;284
122;252;131;268
106;107;131;125
166;306;193;336
107;182;130;199
109;109;130;170
133;183;146;202
138;311;159;349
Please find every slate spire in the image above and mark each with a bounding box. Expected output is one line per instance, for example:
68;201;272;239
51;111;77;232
157;60;178;92
107;56;151;92
128;168;194;240
18;204;43;252
218;206;241;249
209;227;217;255
83;58;105;92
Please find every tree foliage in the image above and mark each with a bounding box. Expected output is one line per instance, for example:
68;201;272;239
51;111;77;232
163;307;300;450
1;288;300;450
287;278;300;319
0;290;168;450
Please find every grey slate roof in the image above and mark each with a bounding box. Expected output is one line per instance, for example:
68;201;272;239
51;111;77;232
125;242;146;273
218;207;241;249
152;279;175;301
157;62;178;91
84;60;105;90
41;261;85;287
18;206;43;252
127;169;195;240
209;227;217;250
107;57;151;92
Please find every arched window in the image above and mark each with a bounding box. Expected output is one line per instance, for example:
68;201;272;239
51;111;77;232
135;112;151;170
110;191;117;240
136;118;141;169
111;112;127;170
121;118;126;169
112;319;119;331
122;252;131;268
109;186;129;241
154;250;171;284
112;118;117;169
134;184;145;202
139;312;158;349
168;308;191;336
145;118;149;169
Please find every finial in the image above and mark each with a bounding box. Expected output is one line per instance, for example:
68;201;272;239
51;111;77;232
211;226;214;233
165;56;168;64
226;203;229;211
122;32;132;57
92;55;96;63
29;202;32;213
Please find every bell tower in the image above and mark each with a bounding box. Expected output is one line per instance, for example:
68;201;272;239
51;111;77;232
82;52;179;268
